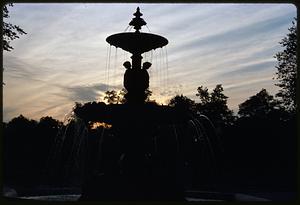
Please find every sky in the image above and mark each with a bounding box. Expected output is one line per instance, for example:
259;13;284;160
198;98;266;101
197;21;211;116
3;3;297;122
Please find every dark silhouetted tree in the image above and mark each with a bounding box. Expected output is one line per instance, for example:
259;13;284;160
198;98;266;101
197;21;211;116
196;86;210;104
274;19;297;112
229;88;297;189
118;88;127;104
39;116;62;129
105;88;152;104
4;114;66;186
238;88;280;118
103;90;119;104
4;115;38;185
168;94;195;111
196;84;234;127
3;3;27;52
36;116;63;157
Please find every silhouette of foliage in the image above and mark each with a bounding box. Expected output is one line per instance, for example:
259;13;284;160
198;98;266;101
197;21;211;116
221;85;296;191
118;88;127;104
39;116;62;128
104;88;152;104
238;88;280;118
36;116;63;157
3;3;27;52
103;89;151;104
196;84;234;127
196;86;210;104
3;115;65;187
4;115;38;185
103;90;119;104
274;19;297;112
168;94;195;111
118;88;152;104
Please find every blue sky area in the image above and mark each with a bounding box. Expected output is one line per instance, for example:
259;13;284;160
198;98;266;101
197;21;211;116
3;3;297;122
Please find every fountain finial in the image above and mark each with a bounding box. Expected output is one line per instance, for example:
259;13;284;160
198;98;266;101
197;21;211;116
134;7;142;17
129;7;147;32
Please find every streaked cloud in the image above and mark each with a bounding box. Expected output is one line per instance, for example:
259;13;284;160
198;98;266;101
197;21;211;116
3;3;296;121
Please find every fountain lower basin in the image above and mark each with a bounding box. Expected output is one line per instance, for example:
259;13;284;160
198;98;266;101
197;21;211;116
74;102;191;125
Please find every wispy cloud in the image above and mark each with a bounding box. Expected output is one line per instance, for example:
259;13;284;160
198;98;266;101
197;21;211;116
3;3;296;121
59;83;109;102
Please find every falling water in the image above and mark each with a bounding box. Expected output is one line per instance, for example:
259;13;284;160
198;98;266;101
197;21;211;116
159;48;163;90
142;53;146;64
42;102;221;193
105;46;134;90
42;108;76;184
113;47;118;86
149;46;169;103
122;49;127;62
145;24;151;32
105;45;112;91
164;47;169;92
124;25;131;32
192;118;217;170
159;48;163;89
162;47;167;93
185;113;223;187
149;50;153;77
151;49;161;94
42;107;90;186
197;114;223;152
153;49;158;89
189;118;218;183
63;117;88;185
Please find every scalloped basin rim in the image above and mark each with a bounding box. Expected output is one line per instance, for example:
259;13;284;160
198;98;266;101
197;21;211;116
106;32;168;54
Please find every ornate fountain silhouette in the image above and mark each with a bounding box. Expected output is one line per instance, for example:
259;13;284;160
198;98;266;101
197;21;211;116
106;7;168;104
61;7;222;201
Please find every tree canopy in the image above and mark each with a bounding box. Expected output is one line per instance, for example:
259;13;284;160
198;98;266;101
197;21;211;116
103;89;152;104
238;88;279;118
103;90;119;104
168;94;195;111
3;3;27;52
274;19;297;112
196;84;234;126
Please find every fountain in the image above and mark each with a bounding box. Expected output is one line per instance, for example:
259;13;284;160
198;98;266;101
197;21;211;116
106;7;168;104
69;7;221;201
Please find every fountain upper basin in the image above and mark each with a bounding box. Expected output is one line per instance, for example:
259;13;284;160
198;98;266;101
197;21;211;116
106;32;168;54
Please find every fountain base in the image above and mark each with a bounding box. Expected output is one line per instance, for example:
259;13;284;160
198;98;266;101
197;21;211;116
74;103;192;201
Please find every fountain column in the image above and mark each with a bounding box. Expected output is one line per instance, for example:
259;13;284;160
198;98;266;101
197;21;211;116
131;53;142;70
